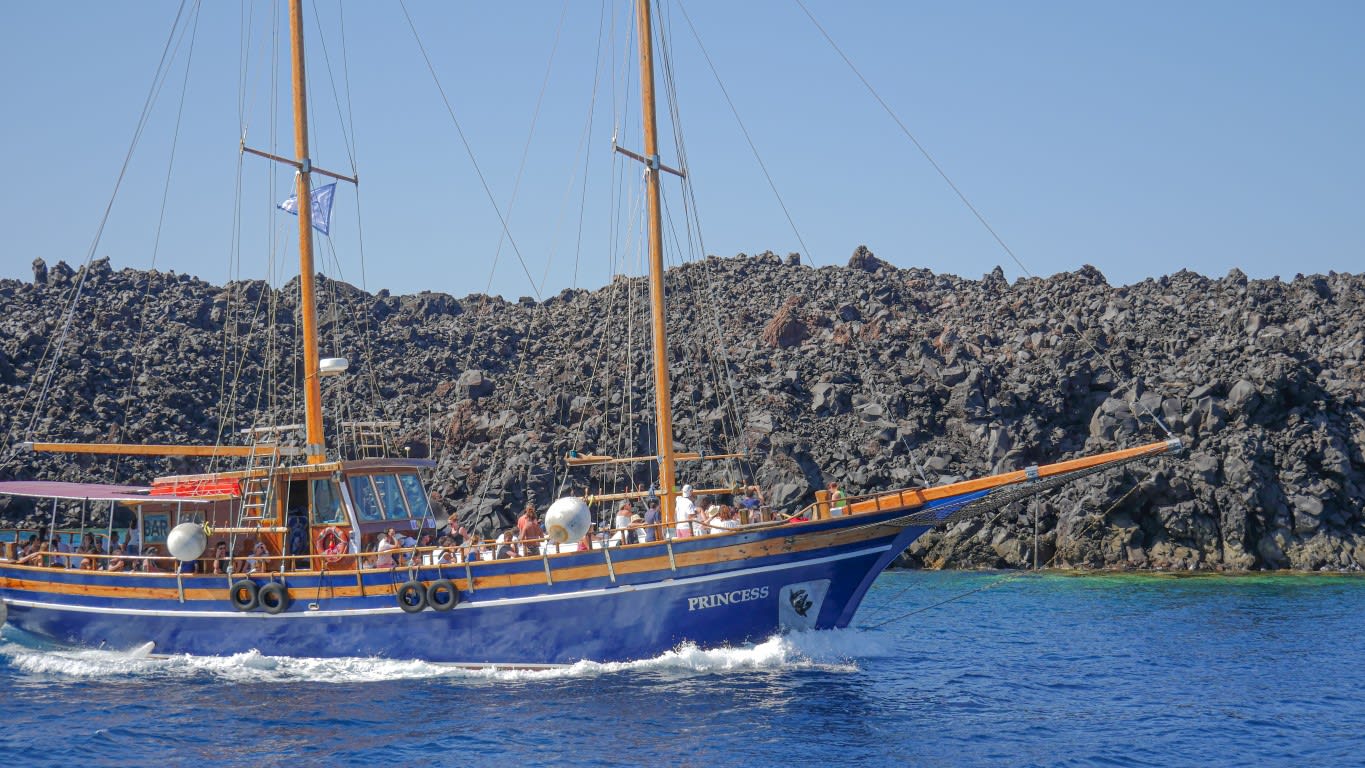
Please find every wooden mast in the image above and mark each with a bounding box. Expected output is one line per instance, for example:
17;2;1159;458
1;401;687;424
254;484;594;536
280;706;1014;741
635;0;678;522
288;0;327;465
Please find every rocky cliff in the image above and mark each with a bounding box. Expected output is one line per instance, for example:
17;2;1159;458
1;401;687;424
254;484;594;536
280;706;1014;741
2;249;1361;571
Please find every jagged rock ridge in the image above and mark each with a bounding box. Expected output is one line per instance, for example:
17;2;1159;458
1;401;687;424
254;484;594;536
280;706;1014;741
1;249;1361;571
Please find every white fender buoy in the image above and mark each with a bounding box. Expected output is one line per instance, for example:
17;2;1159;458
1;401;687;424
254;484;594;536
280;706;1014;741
544;497;591;544
166;522;208;562
0;599;8;628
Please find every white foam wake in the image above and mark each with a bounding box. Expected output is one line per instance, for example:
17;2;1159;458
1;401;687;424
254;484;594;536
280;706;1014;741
0;625;890;683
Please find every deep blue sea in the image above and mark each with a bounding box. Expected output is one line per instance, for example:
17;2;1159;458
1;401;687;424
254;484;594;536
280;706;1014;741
2;570;1361;767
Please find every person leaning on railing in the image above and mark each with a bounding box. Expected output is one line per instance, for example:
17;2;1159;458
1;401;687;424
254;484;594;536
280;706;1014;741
140;546;165;572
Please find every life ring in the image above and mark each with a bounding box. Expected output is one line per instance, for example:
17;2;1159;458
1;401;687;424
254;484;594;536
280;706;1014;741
258;582;291;615
426;579;459;611
396;580;427;613
229;579;259;611
316;526;350;564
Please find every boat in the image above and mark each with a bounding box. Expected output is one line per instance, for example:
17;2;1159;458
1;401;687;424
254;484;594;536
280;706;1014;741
0;0;1181;666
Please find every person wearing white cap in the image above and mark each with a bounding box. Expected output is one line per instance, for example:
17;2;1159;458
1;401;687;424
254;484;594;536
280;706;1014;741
674;484;697;538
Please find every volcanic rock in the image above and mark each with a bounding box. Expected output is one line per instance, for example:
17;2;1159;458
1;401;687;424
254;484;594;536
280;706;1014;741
0;256;1361;573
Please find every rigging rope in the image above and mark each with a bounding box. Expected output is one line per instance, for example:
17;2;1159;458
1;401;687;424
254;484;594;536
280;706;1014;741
396;0;541;301
647;7;759;488
113;0;204;483
673;0;817;267
862;464;1161;630
3;0;194;465
484;0;572;297
793;0;1173;440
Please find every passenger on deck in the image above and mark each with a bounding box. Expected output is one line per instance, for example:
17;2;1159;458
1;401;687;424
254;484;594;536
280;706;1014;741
828;481;847;517
211;541;231;574
738;487;763;523
610;502;634;546
464;537;485;562
398;531;418;565
124;523;140;558
434;536;457;565
517;504;544;556
139;545;164;573
18;534;38;562
712;505;740;532
642;496;661;542
674;485;697;538
246;542;269;574
495;528;519;559
17;541;44;566
106;545;128;572
48;536;72;568
415;533;435;565
375;529;400;569
77;538;99;570
696;496;718;530
287;514;309;569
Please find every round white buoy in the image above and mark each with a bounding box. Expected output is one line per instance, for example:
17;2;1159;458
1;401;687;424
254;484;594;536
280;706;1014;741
0;599;7;628
544;497;591;544
166;522;208;562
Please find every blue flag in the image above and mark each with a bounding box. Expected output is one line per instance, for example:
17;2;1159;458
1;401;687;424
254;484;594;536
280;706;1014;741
279;181;337;235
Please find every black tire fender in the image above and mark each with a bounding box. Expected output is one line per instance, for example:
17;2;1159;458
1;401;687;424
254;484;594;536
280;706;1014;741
229;580;259;611
258;582;291;615
397;580;427;613
426;579;459;611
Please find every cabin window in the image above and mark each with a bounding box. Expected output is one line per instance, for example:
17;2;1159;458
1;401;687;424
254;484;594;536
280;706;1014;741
347;476;384;522
311;479;344;524
397;473;432;521
371;474;410;520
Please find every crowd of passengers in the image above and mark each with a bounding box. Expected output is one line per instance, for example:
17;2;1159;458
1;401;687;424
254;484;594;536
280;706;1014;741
403;485;773;564
6;527;282;575
343;485;773;566
8;529;172;572
5;484;854;571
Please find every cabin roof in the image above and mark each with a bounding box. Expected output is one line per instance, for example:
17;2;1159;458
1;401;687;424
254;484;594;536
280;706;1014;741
0;480;218;505
341;458;437;472
148;457;437;487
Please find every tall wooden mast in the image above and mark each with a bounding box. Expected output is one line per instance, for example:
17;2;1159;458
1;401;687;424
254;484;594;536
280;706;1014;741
635;0;678;520
288;0;327;464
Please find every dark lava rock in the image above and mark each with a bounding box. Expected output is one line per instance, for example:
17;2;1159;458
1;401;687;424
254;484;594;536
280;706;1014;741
0;256;1361;572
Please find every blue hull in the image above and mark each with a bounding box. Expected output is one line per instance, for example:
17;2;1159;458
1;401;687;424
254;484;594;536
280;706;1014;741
2;509;941;665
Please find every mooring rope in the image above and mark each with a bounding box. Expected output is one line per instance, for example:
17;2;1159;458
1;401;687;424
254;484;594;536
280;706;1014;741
861;467;1158;630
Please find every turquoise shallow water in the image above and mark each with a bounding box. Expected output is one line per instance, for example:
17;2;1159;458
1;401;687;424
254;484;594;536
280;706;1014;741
2;570;1362;767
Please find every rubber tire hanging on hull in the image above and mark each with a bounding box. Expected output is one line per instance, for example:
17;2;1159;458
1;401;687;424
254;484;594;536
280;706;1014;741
229;580;259;611
396;580;427;613
258;582;291;615
426;579;459;611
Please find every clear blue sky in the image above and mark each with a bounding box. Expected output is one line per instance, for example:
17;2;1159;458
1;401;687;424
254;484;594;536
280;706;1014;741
1;1;1361;300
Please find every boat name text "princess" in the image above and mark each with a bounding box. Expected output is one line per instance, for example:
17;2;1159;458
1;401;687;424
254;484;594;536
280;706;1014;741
687;586;769;611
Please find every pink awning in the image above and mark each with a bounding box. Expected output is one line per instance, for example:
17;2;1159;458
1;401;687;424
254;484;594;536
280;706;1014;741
0;480;216;504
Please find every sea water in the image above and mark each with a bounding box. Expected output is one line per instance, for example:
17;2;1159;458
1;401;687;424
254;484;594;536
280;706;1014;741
1;571;1361;767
